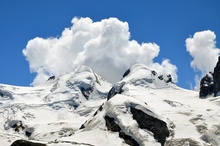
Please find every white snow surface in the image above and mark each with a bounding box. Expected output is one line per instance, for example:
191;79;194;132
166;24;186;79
0;64;220;146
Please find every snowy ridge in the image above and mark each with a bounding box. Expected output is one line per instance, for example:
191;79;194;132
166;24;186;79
122;63;175;89
1;64;220;146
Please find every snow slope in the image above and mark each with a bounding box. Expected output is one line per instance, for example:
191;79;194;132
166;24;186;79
0;66;112;146
1;64;220;146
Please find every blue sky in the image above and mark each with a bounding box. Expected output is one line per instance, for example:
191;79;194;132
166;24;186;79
0;0;219;89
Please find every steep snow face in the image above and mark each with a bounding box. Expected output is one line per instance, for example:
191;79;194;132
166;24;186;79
0;66;112;145
122;63;174;89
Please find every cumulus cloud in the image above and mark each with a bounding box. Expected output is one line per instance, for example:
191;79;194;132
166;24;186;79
23;17;177;86
186;30;220;89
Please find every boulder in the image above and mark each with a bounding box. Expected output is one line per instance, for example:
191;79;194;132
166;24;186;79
10;139;47;146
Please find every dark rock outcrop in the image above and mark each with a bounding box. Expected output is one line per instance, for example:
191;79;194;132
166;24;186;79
122;69;130;78
4;120;35;138
80;86;93;99
130;107;169;146
104;116;121;132
199;56;220;97
213;57;220;96
10;139;47;146
104;116;139;146
199;74;213;98
166;74;172;83
158;75;163;80
47;76;55;81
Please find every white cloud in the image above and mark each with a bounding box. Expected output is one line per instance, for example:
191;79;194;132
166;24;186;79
23;17;178;86
186;30;220;89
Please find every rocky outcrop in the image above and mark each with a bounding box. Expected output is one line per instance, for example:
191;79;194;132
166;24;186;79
199;56;220;97
199;74;213;98
104;106;170;146
213;57;220;96
4;120;34;137
104;116;139;146
10;139;46;146
122;69;130;78
130;107;169;146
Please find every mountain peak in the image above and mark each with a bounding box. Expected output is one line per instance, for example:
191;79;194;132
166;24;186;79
1;64;220;146
121;63;175;89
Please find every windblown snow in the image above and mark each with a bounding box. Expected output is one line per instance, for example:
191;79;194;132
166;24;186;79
0;64;220;146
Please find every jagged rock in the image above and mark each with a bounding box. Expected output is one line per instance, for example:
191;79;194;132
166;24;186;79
47;76;55;81
10;139;47;146
130;107;169;146
166;74;172;83
214;57;220;96
104;116;139;146
119;131;139;146
158;75;163;80
104;116;121;132
151;70;157;76
122;69;130;78
199;74;213;98
199;56;220;97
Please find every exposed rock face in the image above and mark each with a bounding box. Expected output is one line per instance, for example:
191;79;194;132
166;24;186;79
4;120;34;137
199;74;213;98
122;69;130;78
130;107;169;146
104;116;121;132
104;116;139;146
47;76;55;81
200;56;220;97
10;139;46;146
213;57;220;96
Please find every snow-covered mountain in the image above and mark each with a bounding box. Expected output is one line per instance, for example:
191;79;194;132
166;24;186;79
1;64;220;146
